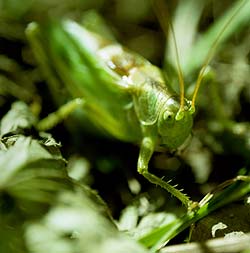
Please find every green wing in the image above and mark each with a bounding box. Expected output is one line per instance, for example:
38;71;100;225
26;20;142;142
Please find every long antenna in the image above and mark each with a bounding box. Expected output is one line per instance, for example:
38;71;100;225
153;0;185;120
191;0;247;113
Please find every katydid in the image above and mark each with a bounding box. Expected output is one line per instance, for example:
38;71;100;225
25;0;247;209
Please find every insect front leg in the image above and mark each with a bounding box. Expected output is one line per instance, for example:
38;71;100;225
138;136;193;208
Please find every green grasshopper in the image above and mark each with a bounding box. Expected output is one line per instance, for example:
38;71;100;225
26;0;247;209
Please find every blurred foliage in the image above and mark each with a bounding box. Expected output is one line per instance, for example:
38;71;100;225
0;102;149;253
0;0;250;252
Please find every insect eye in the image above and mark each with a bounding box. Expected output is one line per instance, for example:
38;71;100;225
163;111;174;122
158;110;176;135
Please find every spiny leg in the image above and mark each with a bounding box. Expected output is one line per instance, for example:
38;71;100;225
137;137;193;208
37;98;85;131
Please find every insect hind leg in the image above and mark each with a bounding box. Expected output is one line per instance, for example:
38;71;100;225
37;98;85;131
138;137;193;208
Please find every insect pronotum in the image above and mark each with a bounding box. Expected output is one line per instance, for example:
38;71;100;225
26;0;247;209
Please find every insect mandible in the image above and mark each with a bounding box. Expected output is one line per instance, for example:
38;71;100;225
26;0;247;209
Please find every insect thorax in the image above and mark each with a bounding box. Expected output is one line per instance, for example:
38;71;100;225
130;76;193;150
98;43;193;150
